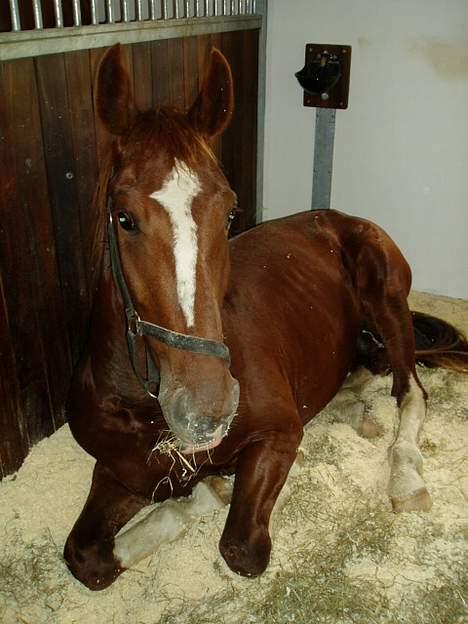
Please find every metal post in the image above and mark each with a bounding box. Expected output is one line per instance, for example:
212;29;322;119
184;0;190;17
161;0;168;19
255;0;267;222
150;0;157;19
214;0;219;16
174;0;180;18
53;0;64;27
121;0;130;22
106;0;114;23
311;108;336;210
72;0;82;25
136;0;144;20
195;0;200;17
89;0;98;24
9;0;21;31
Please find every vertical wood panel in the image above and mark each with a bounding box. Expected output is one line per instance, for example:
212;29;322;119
64;50;99;292
133;42;153;113
220;30;258;234
0;59;58;449
36;54;89;364
151;40;171;108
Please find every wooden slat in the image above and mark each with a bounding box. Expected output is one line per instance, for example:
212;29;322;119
183;35;199;111
220;30;258;234
36;53;89;365
0;59;58;448
0;75;29;475
167;38;185;111
151;39;172;108
64;49;99;293
132;42;153;113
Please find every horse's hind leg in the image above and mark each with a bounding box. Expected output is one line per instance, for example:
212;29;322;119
64;462;147;590
357;245;432;513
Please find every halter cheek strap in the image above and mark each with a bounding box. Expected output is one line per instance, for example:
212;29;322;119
107;205;231;399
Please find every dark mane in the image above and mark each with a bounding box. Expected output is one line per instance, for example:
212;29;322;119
89;107;216;295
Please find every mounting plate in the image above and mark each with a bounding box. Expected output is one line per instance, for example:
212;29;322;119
297;43;352;109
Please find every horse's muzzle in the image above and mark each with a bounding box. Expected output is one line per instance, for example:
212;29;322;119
161;379;240;454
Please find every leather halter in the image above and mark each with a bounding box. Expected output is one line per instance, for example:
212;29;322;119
106;191;231;398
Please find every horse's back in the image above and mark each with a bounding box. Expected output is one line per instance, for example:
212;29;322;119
224;210;412;420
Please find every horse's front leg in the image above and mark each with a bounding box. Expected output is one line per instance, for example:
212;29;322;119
64;462;148;590
219;416;302;577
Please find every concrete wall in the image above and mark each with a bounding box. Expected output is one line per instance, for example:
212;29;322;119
262;0;468;298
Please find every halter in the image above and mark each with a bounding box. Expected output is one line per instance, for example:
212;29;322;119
106;190;231;398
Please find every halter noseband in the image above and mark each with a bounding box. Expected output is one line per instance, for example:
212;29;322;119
106;192;231;398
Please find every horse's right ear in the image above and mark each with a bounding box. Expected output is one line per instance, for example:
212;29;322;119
95;44;135;136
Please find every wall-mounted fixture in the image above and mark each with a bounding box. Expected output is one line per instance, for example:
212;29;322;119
295;43;351;109
295;43;352;211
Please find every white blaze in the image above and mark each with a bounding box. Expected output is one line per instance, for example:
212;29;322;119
150;161;201;328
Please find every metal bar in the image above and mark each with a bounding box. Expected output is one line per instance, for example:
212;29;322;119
121;0;130;22
9;0;21;31
161;0;168;19
0;15;262;60
174;0;180;18
106;0;114;23
239;0;244;15
136;0;144;21
252;0;256;13
194;0;200;17
311;108;336;210
53;0;64;27
72;0;82;26
255;0;267;222
214;0;219;16
90;0;98;24
33;0;43;28
223;0;228;16
150;0;157;19
230;0;236;16
184;0;190;18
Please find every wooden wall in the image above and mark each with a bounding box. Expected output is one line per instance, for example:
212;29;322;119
0;29;259;477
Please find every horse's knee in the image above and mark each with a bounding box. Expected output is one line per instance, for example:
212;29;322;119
219;525;271;578
64;531;124;590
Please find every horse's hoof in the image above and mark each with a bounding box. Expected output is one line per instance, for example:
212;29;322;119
219;534;270;578
64;536;124;590
391;487;432;513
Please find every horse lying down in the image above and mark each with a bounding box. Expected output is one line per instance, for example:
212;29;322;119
64;44;468;589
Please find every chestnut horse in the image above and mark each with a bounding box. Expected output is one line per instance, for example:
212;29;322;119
64;45;467;590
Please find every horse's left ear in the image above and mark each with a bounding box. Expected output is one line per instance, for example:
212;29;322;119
95;44;135;136
188;48;234;139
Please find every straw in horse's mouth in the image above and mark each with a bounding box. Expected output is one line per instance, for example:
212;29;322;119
178;424;225;455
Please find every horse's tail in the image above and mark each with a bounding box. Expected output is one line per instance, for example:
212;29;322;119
412;311;468;374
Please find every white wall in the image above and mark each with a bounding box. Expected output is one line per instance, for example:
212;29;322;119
262;0;468;298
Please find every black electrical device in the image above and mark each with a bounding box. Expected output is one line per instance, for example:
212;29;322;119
295;44;351;109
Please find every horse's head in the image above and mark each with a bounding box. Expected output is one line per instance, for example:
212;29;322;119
95;44;239;453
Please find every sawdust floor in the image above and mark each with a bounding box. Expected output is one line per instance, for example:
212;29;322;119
0;291;467;624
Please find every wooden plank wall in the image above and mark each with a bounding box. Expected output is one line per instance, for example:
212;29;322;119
0;30;259;478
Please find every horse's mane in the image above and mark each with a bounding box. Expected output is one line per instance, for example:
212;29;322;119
88;107;217;296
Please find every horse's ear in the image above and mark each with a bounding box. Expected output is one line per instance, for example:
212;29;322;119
95;44;135;136
188;48;234;139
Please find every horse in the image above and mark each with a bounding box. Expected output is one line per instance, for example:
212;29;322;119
64;44;468;590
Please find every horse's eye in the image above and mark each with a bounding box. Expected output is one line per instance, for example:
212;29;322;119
117;212;137;232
